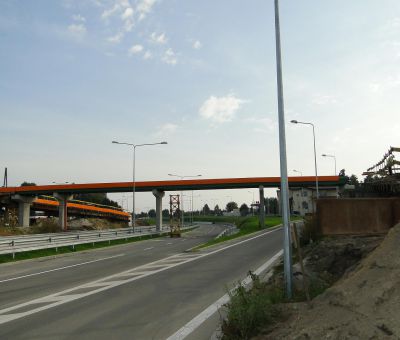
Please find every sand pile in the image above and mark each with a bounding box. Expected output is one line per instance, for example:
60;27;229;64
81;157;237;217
264;223;400;339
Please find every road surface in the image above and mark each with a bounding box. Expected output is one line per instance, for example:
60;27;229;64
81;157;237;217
0;224;282;339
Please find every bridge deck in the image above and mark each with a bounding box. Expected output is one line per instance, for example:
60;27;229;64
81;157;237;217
0;176;342;195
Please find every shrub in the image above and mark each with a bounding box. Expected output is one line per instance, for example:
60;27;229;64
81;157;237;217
221;272;283;340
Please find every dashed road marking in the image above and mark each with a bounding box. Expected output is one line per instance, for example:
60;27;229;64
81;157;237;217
0;254;125;284
0;227;281;326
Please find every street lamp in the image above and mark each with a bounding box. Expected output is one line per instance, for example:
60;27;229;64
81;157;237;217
112;140;167;232
292;169;303;176
275;0;292;298
290;120;319;198
167;174;202;227
322;154;337;175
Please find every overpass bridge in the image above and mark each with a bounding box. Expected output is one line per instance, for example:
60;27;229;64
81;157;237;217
0;176;343;230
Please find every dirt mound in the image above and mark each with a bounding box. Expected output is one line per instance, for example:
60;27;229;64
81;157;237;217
68;218;127;230
264;223;400;339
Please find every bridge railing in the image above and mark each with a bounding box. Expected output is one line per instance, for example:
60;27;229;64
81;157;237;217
0;225;196;258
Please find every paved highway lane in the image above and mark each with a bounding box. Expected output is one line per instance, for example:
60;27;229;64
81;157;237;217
0;225;224;309
0;224;283;339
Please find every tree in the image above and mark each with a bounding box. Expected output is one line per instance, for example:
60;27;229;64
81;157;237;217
148;209;156;218
20;182;36;187
226;201;238;212
162;209;170;218
349;174;360;188
214;204;221;215
74;193;120;208
239;203;249;216
265;197;278;215
202;204;211;215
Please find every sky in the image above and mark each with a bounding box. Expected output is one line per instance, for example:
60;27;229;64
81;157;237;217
1;0;399;213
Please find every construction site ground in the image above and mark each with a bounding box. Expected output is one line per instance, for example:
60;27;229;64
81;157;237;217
254;223;400;339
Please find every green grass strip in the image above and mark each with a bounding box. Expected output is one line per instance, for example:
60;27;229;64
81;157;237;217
192;216;300;250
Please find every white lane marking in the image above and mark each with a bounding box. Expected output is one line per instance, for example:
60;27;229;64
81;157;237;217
143;247;154;251
167;243;173;245
0;254;125;284
0;227;281;325
166;249;284;340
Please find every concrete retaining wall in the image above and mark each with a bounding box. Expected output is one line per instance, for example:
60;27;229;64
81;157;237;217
317;198;400;235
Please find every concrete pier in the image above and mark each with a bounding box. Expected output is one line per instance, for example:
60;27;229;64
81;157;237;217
259;186;265;228
54;193;73;231
12;195;36;227
152;189;165;232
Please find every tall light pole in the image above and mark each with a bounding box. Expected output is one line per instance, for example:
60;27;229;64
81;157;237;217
112;140;167;232
274;0;292;298
290;120;319;198
322;154;337;175
292;169;302;176
167;174;202;227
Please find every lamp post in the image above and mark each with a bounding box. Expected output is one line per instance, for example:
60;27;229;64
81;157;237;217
167;174;202;227
292;169;302;176
274;0;292;298
112;140;167;232
322;154;337;175
290;120;319;198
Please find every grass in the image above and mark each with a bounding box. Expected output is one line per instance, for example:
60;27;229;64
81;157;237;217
221;272;285;340
0;232;166;264
221;271;328;340
0;225;199;264
192;215;299;250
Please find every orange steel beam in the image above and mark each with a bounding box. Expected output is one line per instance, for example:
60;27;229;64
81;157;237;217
0;176;342;195
34;198;130;218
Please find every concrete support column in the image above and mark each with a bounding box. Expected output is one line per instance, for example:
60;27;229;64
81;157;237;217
54;193;73;231
259;186;265;228
12;195;36;228
152;189;165;232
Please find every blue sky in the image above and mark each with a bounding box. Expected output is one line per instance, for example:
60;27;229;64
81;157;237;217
1;0;400;212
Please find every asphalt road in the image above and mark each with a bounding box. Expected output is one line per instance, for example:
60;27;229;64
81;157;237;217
0;224;283;339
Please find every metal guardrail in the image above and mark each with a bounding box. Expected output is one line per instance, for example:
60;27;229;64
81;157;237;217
215;224;239;239
0;225;196;258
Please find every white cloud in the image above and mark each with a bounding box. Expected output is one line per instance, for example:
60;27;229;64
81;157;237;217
150;32;167;44
121;7;133;20
153;123;178;137
121;7;134;31
101;0;131;22
137;0;157;20
162;48;177;65
128;44;143;55
143;50;152;60
199;94;246;124
72;14;86;22
193;40;202;49
107;32;124;43
67;23;87;40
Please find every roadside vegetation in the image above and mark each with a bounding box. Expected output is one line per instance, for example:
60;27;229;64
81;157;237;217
220;217;386;340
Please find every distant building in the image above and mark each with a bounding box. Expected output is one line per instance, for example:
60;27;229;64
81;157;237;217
277;186;339;216
223;208;240;217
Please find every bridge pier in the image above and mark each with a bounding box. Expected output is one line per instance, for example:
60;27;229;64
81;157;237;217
12;195;36;227
259;186;265;228
54;193;73;231
152;189;165;232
